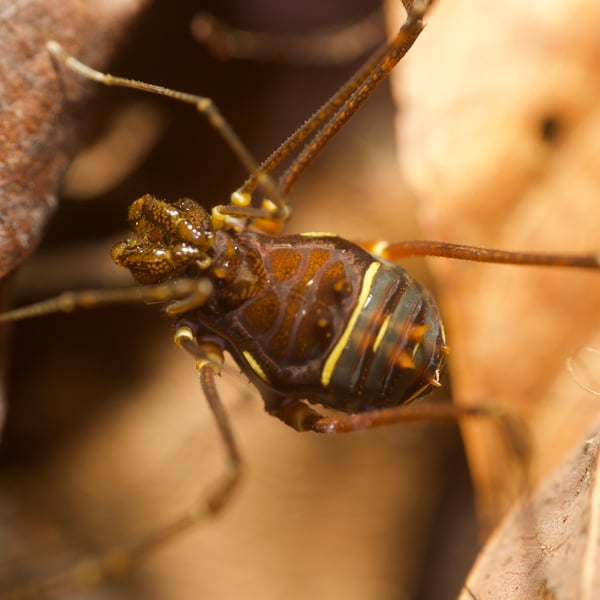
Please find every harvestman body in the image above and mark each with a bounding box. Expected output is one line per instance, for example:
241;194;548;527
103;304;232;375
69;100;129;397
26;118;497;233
0;1;599;593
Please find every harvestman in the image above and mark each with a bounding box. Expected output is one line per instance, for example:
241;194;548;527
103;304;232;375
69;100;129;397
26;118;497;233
0;0;598;594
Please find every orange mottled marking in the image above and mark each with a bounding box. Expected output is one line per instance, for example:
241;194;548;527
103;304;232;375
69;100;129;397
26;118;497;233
242;290;280;335
316;260;351;303
268;248;331;360
270;248;302;282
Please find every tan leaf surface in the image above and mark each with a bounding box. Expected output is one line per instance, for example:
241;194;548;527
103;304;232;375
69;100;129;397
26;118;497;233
391;0;600;529
459;417;600;600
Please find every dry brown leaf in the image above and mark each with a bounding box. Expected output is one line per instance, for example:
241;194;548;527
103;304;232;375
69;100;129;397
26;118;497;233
0;0;149;279
459;417;600;600
0;0;151;429
391;0;600;529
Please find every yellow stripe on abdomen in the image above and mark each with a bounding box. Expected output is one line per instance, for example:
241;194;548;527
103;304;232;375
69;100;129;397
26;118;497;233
321;261;381;387
243;350;270;383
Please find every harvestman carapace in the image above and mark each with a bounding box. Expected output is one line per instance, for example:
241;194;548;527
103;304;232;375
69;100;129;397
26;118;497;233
0;0;598;593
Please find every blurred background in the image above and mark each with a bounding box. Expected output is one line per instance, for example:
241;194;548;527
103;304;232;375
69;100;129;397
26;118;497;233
0;1;477;599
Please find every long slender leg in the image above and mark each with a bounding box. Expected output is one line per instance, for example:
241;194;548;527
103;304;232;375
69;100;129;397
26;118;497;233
236;5;420;196
268;397;530;477
360;240;600;269
45;41;287;226
271;397;493;433
11;332;241;597
192;8;383;66
191;1;431;198
276;1;430;197
0;279;213;324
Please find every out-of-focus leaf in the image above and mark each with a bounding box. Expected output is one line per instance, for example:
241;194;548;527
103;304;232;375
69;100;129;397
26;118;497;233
0;0;151;428
0;0;149;279
391;0;600;529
